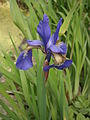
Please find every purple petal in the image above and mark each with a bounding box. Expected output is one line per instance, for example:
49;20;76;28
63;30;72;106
27;40;44;46
16;50;33;70
53;18;62;44
55;59;72;69
43;64;55;71
49;42;67;54
43;59;72;71
37;14;51;49
46;18;62;49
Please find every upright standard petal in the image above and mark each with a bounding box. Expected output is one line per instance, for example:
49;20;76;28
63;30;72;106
16;50;33;70
43;59;72;71
49;42;67;54
47;18;62;49
27;40;44;46
37;14;51;49
53;18;62;44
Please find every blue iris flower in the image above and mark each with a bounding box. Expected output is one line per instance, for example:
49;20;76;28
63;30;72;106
16;14;72;71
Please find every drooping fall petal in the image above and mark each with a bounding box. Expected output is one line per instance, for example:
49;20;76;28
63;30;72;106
16;50;33;70
43;59;72;71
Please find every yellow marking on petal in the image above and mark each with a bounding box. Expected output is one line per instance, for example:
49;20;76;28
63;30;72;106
56;40;61;45
52;53;66;65
26;46;39;51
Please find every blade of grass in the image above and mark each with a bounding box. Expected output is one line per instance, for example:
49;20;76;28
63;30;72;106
59;75;64;120
37;56;46;120
7;78;28;120
0;84;25;120
30;86;39;120
9;33;19;57
19;70;32;108
10;0;32;39
0;65;21;85
59;0;80;36
0;113;10;120
0;99;20;120
0;45;18;74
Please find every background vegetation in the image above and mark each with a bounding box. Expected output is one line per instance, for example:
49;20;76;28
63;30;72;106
0;0;90;120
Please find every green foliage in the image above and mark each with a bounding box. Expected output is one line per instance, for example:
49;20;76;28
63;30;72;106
68;95;90;120
0;0;89;120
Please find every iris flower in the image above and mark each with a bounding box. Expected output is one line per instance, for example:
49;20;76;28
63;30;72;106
16;14;72;78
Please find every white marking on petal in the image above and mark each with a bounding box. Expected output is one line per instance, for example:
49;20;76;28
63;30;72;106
47;39;52;49
23;51;28;59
